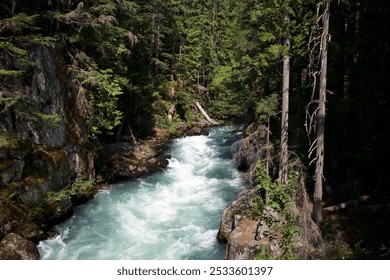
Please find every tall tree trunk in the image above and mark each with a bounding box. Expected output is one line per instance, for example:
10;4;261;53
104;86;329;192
313;0;330;225
279;14;290;185
343;10;349;100
354;0;360;63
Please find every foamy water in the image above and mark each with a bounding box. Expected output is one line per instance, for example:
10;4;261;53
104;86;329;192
37;126;245;260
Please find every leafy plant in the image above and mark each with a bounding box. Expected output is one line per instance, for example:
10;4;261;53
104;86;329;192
253;160;300;259
47;178;95;203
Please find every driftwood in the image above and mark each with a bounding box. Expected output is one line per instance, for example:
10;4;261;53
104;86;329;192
195;101;218;125
323;195;370;212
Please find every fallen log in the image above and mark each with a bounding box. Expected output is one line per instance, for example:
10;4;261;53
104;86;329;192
323;195;370;212
195;101;218;125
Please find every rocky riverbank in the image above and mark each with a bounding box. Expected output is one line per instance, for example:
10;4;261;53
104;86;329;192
0;42;211;259
0;126;209;259
217;123;325;260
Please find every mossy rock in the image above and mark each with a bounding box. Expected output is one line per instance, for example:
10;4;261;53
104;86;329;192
0;132;33;160
30;197;73;230
6;175;47;206
0;233;39;260
0;132;21;150
34;147;68;169
0;243;22;260
0;197;44;243
22;147;71;193
0;160;14;171
0;197;28;240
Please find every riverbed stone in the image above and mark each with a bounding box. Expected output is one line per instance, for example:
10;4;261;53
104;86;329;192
0;233;39;260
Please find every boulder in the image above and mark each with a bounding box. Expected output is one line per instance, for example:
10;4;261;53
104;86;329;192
226;218;260;260
217;188;256;243
0;233;39;260
0;198;46;243
217;188;285;260
95;140;171;182
32;198;73;230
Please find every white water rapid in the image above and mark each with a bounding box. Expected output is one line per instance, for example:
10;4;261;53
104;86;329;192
37;126;245;260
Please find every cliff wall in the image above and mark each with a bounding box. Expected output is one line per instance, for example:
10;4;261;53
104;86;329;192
0;43;92;259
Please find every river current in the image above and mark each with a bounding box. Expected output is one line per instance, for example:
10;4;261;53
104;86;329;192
37;126;245;260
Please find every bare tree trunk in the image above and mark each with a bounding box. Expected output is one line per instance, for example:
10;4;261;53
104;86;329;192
313;0;330;226
279;14;290;185
343;11;349;100
354;0;360;63
266;116;270;175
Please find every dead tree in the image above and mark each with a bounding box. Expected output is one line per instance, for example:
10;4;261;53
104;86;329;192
306;0;331;225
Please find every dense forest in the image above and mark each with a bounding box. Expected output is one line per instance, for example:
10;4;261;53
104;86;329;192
1;0;389;259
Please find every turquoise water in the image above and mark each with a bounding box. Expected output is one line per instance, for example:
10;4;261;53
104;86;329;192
37;126;245;260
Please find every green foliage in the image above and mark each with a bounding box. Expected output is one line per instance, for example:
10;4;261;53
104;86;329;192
31;112;63;127
249;194;265;220
24;35;57;46
0;13;39;33
48;178;95;203
70;178;95;195
253;160;300;259
0;132;20;149
0;69;23;76
79;69;124;137
255;93;279;122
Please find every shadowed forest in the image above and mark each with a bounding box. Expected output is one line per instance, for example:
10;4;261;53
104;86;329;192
1;0;389;259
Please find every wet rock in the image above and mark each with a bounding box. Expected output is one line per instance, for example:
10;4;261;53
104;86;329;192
0;233;39;260
17;224;46;244
46;231;58;239
185;125;209;136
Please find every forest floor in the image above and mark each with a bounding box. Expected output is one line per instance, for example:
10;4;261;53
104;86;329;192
321;195;390;260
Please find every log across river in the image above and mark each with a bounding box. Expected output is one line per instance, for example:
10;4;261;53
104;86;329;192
37;126;246;260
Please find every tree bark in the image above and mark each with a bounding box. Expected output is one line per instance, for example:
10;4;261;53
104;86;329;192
279;14;290;185
313;0;330;226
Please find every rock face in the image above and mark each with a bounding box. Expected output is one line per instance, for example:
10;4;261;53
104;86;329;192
95;140;171;182
0;43;93;259
226;217;261;260
0;198;46;242
217;188;256;243
218;124;325;260
218;186;324;260
0;43;213;260
0;43;177;260
217;188;272;260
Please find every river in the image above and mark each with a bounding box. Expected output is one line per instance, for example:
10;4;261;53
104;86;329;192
37;126;246;260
